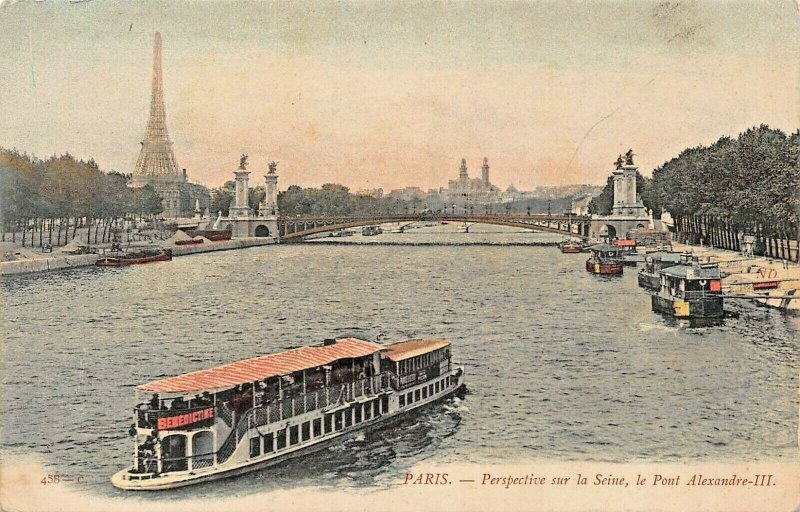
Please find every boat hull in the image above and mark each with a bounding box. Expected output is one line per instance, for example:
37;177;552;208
585;259;623;275
637;271;661;290
96;250;172;267
560;246;582;254
112;369;465;490
651;294;723;319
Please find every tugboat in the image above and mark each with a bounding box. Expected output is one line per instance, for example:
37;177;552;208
96;247;172;267
637;251;685;290
112;337;465;490
585;244;624;275
651;261;723;319
559;239;583;254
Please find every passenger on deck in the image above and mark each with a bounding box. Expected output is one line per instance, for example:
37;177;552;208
149;393;159;410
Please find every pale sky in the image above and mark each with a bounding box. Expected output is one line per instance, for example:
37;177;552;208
1;0;798;190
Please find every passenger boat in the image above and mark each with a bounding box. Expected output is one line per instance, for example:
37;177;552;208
559;239;583;253
96;248;172;267
111;337;465;490
361;225;383;236
585;244;624;275
651;261;723;319
637;251;687;290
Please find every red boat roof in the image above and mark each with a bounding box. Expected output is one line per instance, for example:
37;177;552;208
613;239;636;246
383;339;451;362
137;338;383;394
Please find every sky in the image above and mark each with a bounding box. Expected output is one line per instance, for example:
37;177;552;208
0;0;798;190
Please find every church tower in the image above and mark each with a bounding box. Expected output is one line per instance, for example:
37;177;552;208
131;32;184;218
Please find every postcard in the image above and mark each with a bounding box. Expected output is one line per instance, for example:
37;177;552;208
1;1;798;511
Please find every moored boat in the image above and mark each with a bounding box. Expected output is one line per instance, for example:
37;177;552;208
637;251;685;290
559;239;583;253
651;261;723;319
112;337;465;490
96;248;172;267
184;229;232;242
585;244;624;275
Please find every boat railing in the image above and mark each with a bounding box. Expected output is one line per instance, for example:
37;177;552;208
135;373;393;474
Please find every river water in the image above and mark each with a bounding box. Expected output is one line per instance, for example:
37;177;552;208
1;224;797;500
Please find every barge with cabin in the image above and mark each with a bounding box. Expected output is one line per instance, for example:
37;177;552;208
651;261;723;319
112;337;464;490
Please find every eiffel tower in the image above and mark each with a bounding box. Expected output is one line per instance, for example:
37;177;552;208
131;32;184;218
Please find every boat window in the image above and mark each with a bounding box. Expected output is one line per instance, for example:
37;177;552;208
313;418;322;437
161;434;187;473
435;381;440;393
264;432;274;453
334;411;343;431
344;408;353;428
276;429;287;450
364;401;372;420
407;392;413;404
301;422;310;442
289;425;299;445
429;384;434;395
354;404;362;423
381;395;389;413
250;436;261;458
399;395;406;408
415;389;421;402
373;400;380;417
422;387;428;399
324;415;333;434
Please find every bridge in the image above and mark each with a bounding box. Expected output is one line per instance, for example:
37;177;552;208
278;214;591;241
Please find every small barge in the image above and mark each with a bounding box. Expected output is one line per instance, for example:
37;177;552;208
585;244;624;275
651;261;723;319
559;239;583;253
112;337;465;490
637;251;685;290
96;248;172;267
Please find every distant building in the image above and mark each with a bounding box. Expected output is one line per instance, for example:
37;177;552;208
130;32;209;218
570;194;595;215
446;157;500;202
387;186;426;201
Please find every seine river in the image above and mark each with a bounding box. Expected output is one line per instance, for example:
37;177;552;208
1;224;798;500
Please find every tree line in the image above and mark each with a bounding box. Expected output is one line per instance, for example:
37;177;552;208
0;148;164;247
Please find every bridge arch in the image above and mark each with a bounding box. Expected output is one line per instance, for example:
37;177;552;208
254;225;271;237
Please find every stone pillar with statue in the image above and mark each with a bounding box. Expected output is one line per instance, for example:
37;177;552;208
229;154;252;218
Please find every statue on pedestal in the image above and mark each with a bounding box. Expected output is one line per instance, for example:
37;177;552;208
615;155;624;169
239;154;249;170
624;149;635;166
268;161;278;174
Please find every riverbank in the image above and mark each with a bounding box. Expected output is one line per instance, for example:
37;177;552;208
0;237;277;277
672;242;800;315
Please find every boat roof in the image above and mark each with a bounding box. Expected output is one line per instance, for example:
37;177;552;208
646;251;683;261
588;244;622;252
660;264;720;279
382;339;451;362
613;239;636;247
137;338;383;394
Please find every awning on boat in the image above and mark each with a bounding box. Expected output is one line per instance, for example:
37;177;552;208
137;338;383;394
382;339;451;362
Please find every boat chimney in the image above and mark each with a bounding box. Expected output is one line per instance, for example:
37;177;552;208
323;338;337;346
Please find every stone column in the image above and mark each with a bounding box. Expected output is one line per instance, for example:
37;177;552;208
229;168;252;218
